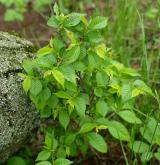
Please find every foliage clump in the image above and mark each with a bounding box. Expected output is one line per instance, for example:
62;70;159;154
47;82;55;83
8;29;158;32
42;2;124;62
21;4;160;164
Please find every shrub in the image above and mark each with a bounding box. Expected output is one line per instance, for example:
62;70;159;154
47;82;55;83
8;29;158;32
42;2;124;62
20;4;160;164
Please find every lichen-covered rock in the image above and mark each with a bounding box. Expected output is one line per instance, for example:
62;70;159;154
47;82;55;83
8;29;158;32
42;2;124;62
0;32;38;163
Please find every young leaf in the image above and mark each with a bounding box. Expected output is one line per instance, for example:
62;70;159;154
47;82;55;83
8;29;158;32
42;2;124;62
118;110;142;124
54;158;72;165
95;43;107;59
30;79;42;96
52;69;65;87
36;150;51;161
23;76;31;94
87;132;107;153
59;111;70;130
88;16;107;30
141;152;153;163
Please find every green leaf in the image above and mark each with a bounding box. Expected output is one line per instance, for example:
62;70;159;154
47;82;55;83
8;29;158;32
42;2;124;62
108;120;130;141
56;147;66;158
53;3;59;15
87;31;102;43
54;158;72;165
95;43;106;59
118;110;142;124
121;83;132;102
59;65;77;84
155;152;160;161
134;80;154;96
73;96;87;117
52;69;65;87
141;152;153;162
96;71;108;87
30;79;42;96
87;132;107;153
47;16;60;28
88;16;107;30
23;76;31;94
64;13;81;27
140;118;160;145
52;37;65;52
65;134;77;145
79;123;96;134
96;100;109;117
94;87;103;97
7;156;26;165
36;150;51;161
54;91;71;99
35;161;52;165
63;45;80;64
59;111;70;130
131;141;150;153
37;45;53;57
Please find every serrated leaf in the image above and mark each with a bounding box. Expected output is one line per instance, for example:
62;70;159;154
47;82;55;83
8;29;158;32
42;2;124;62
121;83;132;102
59;111;70;130
64;13;81;27
54;158;72;165
63;45;80;64
59;65;76;84
88;16;107;30
87;132;107;153
131;141;150;153
96;100;110;117
95;43;106;59
23;76;31;94
134;80;154;96
47;16;60;28
79;123;96;134
118;110;142;124
52;69;65;87
36;150;51;161
52;37;65;52
108;120;130;141
30;79;42;96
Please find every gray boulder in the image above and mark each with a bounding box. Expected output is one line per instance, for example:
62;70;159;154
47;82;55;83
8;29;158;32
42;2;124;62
0;32;38;163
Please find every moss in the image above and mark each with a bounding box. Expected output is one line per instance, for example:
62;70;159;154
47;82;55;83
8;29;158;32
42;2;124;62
0;32;39;163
